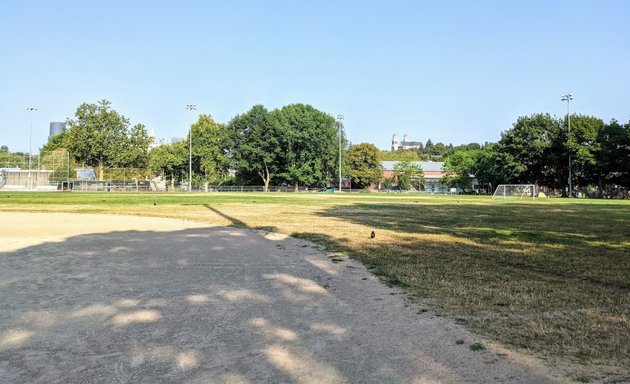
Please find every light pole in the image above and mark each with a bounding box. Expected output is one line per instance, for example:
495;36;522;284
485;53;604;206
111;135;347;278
336;114;344;192
186;104;196;192
27;107;37;189
561;93;573;197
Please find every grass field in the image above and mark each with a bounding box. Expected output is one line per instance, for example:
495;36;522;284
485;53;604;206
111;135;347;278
2;192;629;378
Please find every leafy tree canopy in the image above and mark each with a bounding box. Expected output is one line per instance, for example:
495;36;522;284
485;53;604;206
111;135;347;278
272;104;336;190
379;149;419;161
494;113;559;186
190;114;230;188
393;161;424;190
228;105;283;191
65;100;149;179
442;149;482;190
41;130;70;153
347;143;383;189
148;140;187;189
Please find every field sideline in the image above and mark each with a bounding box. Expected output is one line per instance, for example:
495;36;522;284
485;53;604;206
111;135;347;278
1;192;629;379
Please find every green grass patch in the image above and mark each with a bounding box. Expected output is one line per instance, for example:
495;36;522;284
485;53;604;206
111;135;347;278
469;342;486;351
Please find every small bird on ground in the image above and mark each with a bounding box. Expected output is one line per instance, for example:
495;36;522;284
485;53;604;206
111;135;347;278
153;202;157;206
370;231;376;239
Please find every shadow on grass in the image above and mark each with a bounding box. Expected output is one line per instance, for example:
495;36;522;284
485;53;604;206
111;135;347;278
289;228;630;371
315;202;630;291
287;200;630;369
317;202;629;246
170;200;630;373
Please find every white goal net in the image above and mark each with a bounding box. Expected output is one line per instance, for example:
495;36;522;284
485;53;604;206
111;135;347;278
492;184;537;199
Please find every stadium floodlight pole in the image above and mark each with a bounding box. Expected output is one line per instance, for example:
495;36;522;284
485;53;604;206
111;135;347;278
561;93;573;197
27;107;38;189
186;104;196;192
336;114;344;192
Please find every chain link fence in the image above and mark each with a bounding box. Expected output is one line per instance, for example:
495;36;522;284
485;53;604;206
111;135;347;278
1;149;323;193
1;150;70;190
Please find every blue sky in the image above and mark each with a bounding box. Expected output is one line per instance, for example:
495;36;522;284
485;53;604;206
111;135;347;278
1;0;628;152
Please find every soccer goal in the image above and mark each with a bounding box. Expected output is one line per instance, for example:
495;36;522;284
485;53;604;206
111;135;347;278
492;184;537;199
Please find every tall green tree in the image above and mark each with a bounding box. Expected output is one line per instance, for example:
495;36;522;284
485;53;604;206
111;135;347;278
41;130;70;153
228;105;283;192
589;120;622;195
442;149;482;190
471;144;504;189
393;161;424;190
588;119;630;194
66;100;149;179
347;143;383;189
565;115;604;191
272;104;336;191
493;113;559;187
623;121;630;188
190;114;230;190
623;120;630;187
148;141;187;190
120;123;151;169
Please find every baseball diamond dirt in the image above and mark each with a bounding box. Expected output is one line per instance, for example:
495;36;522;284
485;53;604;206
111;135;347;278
0;212;563;383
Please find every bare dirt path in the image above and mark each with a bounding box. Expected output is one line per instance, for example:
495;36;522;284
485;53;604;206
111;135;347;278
0;212;562;383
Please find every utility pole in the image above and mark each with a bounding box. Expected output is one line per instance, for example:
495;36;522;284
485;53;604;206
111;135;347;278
186;104;196;192
561;93;573;197
27;107;37;189
336;115;344;192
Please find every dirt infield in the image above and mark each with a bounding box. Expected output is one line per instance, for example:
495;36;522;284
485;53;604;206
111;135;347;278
0;212;561;383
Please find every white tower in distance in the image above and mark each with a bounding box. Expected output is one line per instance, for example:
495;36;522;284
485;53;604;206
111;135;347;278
148;128;160;150
392;133;400;151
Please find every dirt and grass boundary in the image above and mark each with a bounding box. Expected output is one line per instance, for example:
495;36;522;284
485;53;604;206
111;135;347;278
2;192;628;381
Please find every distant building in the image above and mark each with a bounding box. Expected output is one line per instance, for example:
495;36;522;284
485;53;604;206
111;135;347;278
49;122;65;138
381;161;447;193
148;128;160;150
391;133;423;151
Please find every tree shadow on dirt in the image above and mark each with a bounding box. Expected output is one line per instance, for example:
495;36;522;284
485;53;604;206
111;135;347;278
203;204;248;228
0;223;558;383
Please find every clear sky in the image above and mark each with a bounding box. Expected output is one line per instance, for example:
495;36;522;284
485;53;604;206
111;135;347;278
1;0;628;152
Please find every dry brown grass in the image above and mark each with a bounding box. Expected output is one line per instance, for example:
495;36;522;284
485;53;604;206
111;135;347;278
2;192;629;378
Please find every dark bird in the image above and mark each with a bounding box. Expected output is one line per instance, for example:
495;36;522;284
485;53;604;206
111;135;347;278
370;231;376;239
153;202;157;206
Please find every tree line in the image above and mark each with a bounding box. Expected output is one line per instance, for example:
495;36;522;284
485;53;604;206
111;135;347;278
38;100;349;191
10;100;629;196
379;141;483;162
442;113;630;197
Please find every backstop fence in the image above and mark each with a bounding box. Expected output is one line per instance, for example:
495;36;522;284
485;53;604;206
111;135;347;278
1;149;329;192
